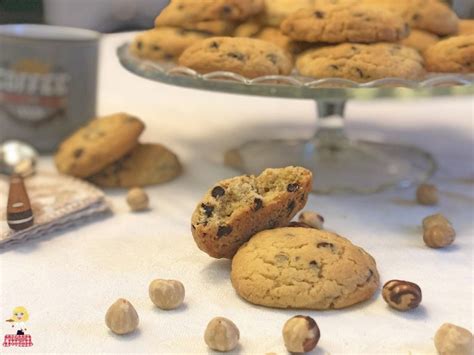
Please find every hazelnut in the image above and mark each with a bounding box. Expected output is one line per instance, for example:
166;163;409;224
423;224;456;249
282;315;320;353
105;298;139;335
434;323;473;355
126;187;149;212
382;280;422;311
149;279;185;310
422;214;456;249
204;317;240;352
298;211;324;230
423;213;451;230
416;183;439;206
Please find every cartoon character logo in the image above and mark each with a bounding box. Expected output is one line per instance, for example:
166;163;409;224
3;307;33;347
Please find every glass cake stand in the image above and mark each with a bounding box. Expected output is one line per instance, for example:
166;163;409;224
117;43;474;194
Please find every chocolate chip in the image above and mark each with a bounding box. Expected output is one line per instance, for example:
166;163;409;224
210;41;220;49
221;5;233;16
73;148;84;159
191;224;196;230
201;203;214;218
287;200;296;215
211;186;225;198
287;183;300;192
300;193;307;202
253;198;263;211
412;13;420;21
288;221;313;228
330;64;339;70
227;52;246;61
317;242;334;249
266;53;278;65
217;225;232;238
309;260;318;266
355;68;364;78
152;45;161;51
314;10;325;19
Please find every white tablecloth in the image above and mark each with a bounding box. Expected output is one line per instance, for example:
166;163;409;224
1;33;473;354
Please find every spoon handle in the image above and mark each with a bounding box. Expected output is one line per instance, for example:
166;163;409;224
7;174;34;231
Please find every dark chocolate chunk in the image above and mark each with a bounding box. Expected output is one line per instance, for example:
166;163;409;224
287;183;300;192
253;198;263;211
266;53;278;65
201;203;214;218
211;186;225;198
73;148;84;159
227;52;246;61
314;10;325;19
217;225;233;238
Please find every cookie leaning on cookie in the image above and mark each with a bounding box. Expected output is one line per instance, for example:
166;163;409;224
424;35;474;73
191;166;313;259
55;113;145;178
281;1;409;43
231;227;380;309
179;37;293;78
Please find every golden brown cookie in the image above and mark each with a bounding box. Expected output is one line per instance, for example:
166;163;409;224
281;1;409;43
191;166;313;259
458;20;474;36
55;113;144;178
89;143;182;188
424;35;474;73
362;0;459;36
155;0;265;26
400;29;439;53
296;43;425;82
231;227;380;309
256;27;312;56
179;37;293;78
131;28;210;61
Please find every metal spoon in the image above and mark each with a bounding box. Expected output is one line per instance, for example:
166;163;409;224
0;141;38;231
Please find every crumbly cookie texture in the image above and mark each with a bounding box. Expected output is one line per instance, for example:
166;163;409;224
179;37;293;78
231;227;380;309
130;28;210;61
361;0;459;36
191;166;313;259
296;43;425;82
458;20;474;36
55;113;144;178
400;29;438;53
281;1;409;43
262;0;316;27
89;143;182;188
424;35;474;73
155;0;264;25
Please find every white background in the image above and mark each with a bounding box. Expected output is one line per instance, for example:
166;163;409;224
1;33;473;354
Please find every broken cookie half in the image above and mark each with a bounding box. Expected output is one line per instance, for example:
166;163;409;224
191;166;313;259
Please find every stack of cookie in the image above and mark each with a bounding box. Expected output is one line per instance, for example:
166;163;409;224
191;166;381;310
131;0;266;62
130;0;472;80
55;113;182;188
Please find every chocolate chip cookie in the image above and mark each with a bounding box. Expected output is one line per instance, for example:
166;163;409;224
179;37;293;78
89;143;182;188
400;29;439;53
256;27;312;56
296;43;425;82
424;35;474;73
131;28;210;61
281;1;409;43
191;166;313;259
362;0;459;36
231;227;380;309
55;113;145;178
155;0;265;26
